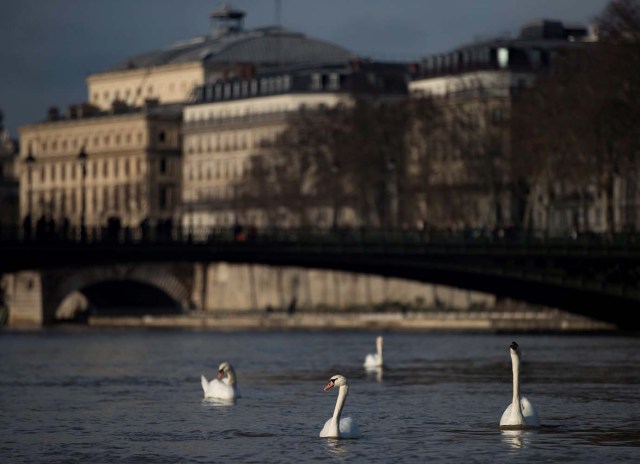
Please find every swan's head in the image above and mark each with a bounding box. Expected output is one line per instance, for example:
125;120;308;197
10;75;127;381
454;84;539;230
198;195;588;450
376;336;384;346
323;374;348;391
509;341;520;357
217;362;231;380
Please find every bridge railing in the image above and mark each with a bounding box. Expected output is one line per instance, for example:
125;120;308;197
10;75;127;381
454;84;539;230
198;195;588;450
3;223;640;250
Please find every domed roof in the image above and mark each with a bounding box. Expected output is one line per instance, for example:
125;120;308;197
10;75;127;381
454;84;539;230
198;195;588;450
106;25;355;73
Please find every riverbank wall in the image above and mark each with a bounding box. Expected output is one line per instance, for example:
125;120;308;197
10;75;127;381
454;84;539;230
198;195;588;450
87;309;615;333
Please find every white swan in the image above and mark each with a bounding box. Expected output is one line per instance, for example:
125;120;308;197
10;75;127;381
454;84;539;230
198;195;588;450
363;336;384;369
500;342;540;428
319;375;361;439
201;362;241;400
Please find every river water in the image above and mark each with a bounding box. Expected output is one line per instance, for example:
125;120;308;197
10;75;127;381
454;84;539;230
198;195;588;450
1;329;639;463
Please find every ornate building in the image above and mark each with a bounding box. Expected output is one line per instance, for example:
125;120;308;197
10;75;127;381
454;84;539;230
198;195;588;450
18;102;181;233
85;3;354;111
16;3;364;234
181;60;411;230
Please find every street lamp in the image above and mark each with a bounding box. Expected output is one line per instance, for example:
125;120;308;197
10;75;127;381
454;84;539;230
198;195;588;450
24;146;36;239
78;147;88;241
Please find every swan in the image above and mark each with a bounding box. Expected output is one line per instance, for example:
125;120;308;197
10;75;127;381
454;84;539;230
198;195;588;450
500;342;540;429
201;362;241;400
319;375;361;439
363;336;384;369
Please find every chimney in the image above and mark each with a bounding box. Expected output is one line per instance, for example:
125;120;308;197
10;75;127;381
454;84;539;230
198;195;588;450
77;103;99;118
67;104;78;119
111;99;128;114
47;106;60;121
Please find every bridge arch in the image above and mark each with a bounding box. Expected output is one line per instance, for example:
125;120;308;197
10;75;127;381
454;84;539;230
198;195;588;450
47;264;193;323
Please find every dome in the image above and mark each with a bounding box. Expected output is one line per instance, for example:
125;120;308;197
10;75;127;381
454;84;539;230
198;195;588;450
105;25;355;73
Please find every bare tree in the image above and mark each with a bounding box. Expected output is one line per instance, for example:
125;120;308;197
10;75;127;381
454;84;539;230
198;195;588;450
235;98;420;229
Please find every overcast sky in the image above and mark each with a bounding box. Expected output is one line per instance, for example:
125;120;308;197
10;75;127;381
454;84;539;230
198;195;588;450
0;0;612;136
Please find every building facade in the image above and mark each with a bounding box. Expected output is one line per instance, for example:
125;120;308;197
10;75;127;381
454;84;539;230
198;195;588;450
18;102;181;234
181;60;412;230
408;19;600;234
17;3;360;234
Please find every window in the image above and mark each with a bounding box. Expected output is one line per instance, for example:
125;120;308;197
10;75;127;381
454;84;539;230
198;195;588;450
159;158;168;174
159;186;169;210
311;74;321;90
498;48;509;69
491;108;502;124
329;73;339;90
529;49;541;69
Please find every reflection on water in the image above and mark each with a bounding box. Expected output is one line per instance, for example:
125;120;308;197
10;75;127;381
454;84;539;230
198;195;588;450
202;397;236;407
501;429;529;449
324;437;350;460
365;366;383;382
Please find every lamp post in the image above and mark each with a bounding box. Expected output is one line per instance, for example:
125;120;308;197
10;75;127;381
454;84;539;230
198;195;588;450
78;147;88;241
24;146;36;239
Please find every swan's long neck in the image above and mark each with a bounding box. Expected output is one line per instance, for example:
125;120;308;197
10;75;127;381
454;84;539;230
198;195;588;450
511;351;523;415
226;368;237;386
377;341;383;366
329;385;349;437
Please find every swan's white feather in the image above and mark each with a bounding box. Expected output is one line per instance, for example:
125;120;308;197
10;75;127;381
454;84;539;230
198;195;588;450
500;396;540;428
201;375;240;400
363;353;381;368
319;417;361;439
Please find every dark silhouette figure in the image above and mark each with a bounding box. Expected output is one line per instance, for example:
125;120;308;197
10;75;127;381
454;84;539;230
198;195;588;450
287;297;297;316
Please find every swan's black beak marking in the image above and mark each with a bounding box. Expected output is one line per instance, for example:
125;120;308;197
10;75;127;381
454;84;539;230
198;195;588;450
510;341;519;350
323;380;335;391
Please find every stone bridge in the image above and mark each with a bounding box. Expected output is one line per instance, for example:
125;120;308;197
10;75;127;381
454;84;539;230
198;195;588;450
2;228;640;329
3;263;194;325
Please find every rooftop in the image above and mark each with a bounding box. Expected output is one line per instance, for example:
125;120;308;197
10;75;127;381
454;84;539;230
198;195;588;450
104;4;355;73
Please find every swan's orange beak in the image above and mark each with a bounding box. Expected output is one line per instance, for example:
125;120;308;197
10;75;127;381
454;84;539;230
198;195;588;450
217;371;223;380
323;380;334;391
